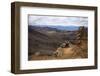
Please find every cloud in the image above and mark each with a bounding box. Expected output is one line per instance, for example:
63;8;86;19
28;15;88;26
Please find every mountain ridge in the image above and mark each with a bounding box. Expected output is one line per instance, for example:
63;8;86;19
29;25;84;31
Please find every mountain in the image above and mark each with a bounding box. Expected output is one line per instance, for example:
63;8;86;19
29;25;60;32
29;25;80;31
28;26;59;55
28;25;87;56
50;26;79;31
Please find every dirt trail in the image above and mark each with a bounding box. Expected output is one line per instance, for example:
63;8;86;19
29;47;75;60
61;47;73;55
57;47;77;59
29;45;87;60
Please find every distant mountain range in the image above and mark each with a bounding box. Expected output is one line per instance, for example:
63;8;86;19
29;25;81;31
29;25;60;32
50;26;79;31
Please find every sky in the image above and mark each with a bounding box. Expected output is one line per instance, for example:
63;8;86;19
28;15;88;26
